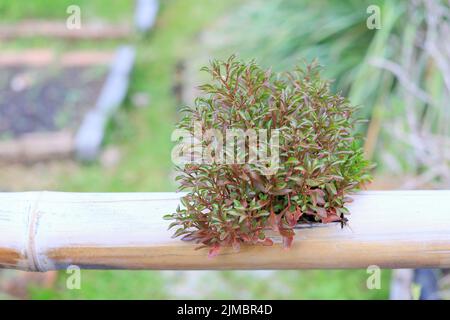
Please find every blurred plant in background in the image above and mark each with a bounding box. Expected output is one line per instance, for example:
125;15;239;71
184;0;450;188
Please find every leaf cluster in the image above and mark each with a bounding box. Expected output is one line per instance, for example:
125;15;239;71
165;55;372;256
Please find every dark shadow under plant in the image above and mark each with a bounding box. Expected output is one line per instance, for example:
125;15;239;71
165;55;372;257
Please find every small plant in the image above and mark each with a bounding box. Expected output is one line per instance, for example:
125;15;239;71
166;55;372;257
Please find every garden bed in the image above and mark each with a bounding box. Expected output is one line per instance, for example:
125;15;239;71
0;50;121;163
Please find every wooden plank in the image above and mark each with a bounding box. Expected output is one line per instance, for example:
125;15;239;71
0;191;449;271
0;131;74;164
0;21;131;40
0;50;114;67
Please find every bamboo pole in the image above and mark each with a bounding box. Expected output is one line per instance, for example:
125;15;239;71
0;191;449;271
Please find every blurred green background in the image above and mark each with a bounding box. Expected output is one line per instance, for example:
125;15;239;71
0;0;449;299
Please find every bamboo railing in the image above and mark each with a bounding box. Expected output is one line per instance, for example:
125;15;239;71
0;191;449;271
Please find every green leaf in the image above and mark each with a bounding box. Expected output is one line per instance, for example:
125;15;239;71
306;179;321;187
286;157;299;165
326;182;337;195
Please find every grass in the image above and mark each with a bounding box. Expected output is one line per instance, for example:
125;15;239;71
30;271;168;300
0;0;133;22
0;0;390;299
29;270;390;300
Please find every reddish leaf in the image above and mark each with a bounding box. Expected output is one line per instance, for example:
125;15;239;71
269;211;279;232
260;238;274;246
285;211;297;227
270;188;293;196
310;189;325;206
232;240;241;252
321;214;341;223
315;207;327;218
208;245;221;258
294;207;303;221
282;235;294;249
254;181;268;193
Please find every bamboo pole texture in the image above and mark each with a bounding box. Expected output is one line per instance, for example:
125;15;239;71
0;191;449;271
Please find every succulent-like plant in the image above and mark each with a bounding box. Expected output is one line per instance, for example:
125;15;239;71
166;55;372;257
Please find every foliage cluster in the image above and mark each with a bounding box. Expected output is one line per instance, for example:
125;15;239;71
166;56;371;256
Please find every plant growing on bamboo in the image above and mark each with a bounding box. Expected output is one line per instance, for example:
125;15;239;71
166;55;372;257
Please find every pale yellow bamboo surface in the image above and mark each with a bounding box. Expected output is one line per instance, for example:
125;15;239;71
0;191;449;271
